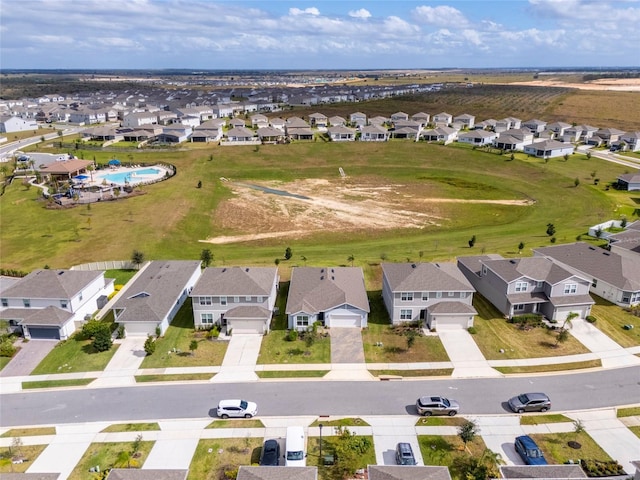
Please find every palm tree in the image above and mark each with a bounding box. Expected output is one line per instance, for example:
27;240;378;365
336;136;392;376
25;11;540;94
131;250;145;269
555;312;577;347
347;254;355;266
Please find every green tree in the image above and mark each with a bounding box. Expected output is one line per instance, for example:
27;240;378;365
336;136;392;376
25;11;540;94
144;335;156;356
458;420;479;452
586;151;592;159
563;153;569;161
189;340;199;356
117;449;135;468
574;177;580;187
621;217;628;228
92;326;113;352
555;312;577;347
331;427;372;480
200;248;214;268
468;235;476;248
131;250;145;269
284;247;292;260
518;242;524;253
406;330;417;350
546;223;556;237
348;254;355;266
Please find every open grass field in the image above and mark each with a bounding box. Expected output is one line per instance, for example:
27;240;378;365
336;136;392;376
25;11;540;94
1;116;636;286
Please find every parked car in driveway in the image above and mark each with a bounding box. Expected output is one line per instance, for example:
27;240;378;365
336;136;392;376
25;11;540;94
508;393;551;413
259;439;280;466
514;435;547;465
395;442;417;465
216;399;258;418
416;396;460;416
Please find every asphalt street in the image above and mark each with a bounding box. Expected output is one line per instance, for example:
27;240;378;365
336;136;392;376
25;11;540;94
1;366;638;427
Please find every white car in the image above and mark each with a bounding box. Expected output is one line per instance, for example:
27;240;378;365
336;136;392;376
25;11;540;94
217;399;258;419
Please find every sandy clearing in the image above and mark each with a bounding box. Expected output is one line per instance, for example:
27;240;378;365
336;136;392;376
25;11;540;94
504;79;640;92
419;198;535;205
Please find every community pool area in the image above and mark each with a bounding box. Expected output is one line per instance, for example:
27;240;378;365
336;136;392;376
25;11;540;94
95;166;166;186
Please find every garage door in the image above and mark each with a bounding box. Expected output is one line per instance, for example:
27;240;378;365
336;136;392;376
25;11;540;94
329;314;361;328
28;327;61;340
124;322;157;337
434;317;466;330
228;319;265;335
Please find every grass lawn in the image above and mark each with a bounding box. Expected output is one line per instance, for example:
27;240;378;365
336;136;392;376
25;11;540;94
415;416;468;427
256;370;328;378
310;418;370;427
617;406;640;417
0;356;12;371
471;295;590;359
100;423;160;433
307;434;376;480
0;445;48;473
529;432;612;464
418;435;495;480
67;441;155;479
589;296;640;347
495;360;601;374
135;373;213;382
629;426;640;439
30;336;119;375
206;419;265;429
140;301;228;368
22;378;95;389
369;369;453;377
188;438;262;480
104;268;138;286
1;427;56;438
519;414;573;425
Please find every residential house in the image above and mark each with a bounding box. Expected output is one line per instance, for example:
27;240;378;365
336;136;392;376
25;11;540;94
392;126;420;140
68;109;104;125
191;120;224;142
546;122;572;137
0;115;38;133
432;112;452;126
257;126;285;143
369;115;388;126
617;171;640;191
360;124;389;142
122;112;158;128
453;113;475;129
494;134;527;151
381;262;477;329
106;469;189;480
562;125;584;143
213;104;235;118
285;117;314;140
369;465;451;480
229;118;247;128
328;116;346;127
111;260;201;336
420;126;457;144
390;112;409;122
534;242;640;307
237;467;317;480
0;269;114;340
495;118;522;133
225;126;256;143
499;465;587;480
327;125;356;141
156;111;179;125
522;119;547;134
349;112;367;127
411;112;430;126
270;117;286;131
158;124;192;143
475;119;497;131
608;220;640;259
620;131;640;152
190;266;278;334
250;113;269;128
595;127;625;145
523;139;575;159
285;267;369;330
308;113;328;128
457;255;594;320
457;129;497;146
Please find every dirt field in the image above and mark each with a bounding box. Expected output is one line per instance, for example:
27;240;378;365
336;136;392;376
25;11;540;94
202;178;533;244
509;78;640;92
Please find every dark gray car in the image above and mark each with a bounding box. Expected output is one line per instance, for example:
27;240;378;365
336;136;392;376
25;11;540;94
508;392;551;413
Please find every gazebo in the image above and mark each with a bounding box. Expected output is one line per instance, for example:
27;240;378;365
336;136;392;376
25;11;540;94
39;159;93;181
108;158;121;169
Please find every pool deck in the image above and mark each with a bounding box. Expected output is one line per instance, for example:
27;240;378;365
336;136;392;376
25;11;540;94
76;165;169;188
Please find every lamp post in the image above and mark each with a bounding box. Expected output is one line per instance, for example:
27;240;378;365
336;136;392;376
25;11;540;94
319;423;323;465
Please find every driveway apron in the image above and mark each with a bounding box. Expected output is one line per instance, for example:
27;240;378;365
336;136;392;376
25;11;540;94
438;328;501;377
0;339;57;377
330;328;365;363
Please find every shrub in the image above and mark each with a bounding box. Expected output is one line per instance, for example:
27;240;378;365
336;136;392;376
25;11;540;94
92;327;113;352
585;315;597;323
117;324;126;339
286;330;298;342
144;335;156;356
467;326;477;334
81;319;107;340
206;328;220;339
0;340;17;357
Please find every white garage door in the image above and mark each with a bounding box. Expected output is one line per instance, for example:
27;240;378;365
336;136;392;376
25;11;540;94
434;317;466;330
329;314;361;328
228;319;266;334
124;322;157;337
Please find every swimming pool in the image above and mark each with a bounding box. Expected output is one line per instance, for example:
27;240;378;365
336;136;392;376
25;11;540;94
97;167;162;185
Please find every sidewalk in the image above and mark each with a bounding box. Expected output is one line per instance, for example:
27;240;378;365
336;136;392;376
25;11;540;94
438;329;502;377
569;319;640;368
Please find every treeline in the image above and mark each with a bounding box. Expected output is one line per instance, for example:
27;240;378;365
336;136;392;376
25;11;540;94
583;72;640;81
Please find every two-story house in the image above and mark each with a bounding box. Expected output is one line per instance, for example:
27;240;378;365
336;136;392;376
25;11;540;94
190;266;279;334
0;269;114;340
382;262;477;330
285;267;369;330
457;255;594;321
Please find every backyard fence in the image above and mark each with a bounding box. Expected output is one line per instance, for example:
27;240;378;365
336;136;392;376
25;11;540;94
71;260;137;271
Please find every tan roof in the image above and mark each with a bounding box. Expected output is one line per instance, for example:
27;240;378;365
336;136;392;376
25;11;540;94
368;465;451;480
191;266;277;296
107;469;189;480
40;159;92;174
237;466;317;480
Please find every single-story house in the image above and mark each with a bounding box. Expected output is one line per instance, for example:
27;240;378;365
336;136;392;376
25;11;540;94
522;119;547;134
327;125;356;141
111;260;201;336
360;124;389;141
499;465;587;480
237;467;317;480
0;269;114;340
432;112;452;126
286;267;369;330
421;127;457;144
369;465;451;480
390;112;409;122
225;126;256;142
257;126;285;143
457;130;497;146
106;469;189;480
308;113;328;128
349;112;367;126
523;139;575;158
190;266;279;334
328;116;346;127
453;113;475;129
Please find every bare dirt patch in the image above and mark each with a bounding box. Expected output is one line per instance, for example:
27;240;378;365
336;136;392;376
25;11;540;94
506;78;640;92
202;178;532;244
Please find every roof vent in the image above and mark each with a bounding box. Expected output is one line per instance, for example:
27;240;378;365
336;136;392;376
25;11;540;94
321;269;324;273
320;276;324;280
588;246;596;250
245;268;249;272
222;268;226;272
411;263;417;268
509;259;517;264
603;252;610;256
331;269;334;273
331;276;335;280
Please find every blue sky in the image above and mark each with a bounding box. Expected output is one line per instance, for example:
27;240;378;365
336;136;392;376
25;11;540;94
1;0;639;70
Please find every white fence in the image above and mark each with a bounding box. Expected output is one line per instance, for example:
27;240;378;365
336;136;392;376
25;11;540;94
70;260;137;271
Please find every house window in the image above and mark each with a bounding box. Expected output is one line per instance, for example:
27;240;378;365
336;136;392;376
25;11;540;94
60;300;68;308
536;281;543;288
296;315;309;327
245;296;252;301
201;313;214;324
513;304;525;312
515;282;528;292
220;296;227;306
564;284;577;294
422;293;429;301
1;299;7;307
436;292;442;298
23;299;30;307
400;309;412;320
622;293;631;303
79;292;83;301
448;292;455;297
401;292;413;301
199;296;212;306
233;296;240;303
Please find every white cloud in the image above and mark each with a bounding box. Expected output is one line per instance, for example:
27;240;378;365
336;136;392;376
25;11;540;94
289;7;320;16
412;5;469;28
348;8;371;19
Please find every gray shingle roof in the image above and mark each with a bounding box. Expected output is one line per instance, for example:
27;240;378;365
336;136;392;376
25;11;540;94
237;466;317;480
111;260;200;323
19;305;74;327
285;267;369;314
106;469;189;480
368;465;451;480
534;242;640;291
1;269;104;300
224;305;272;320
499;464;587;479
428;301;477;315
382;262;475;292
0;474;61;480
482;257;577;284
190;266;277;296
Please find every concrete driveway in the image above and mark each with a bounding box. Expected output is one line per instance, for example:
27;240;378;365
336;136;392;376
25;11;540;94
330;329;365;363
0;339;57;377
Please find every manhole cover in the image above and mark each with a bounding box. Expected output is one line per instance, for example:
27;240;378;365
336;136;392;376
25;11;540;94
568;441;582;449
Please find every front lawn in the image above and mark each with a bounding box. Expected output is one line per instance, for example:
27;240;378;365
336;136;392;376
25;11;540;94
617;406;640;417
206;419;265;429
1;427;56;438
0;445;48;473
418;435;496;480
529;431;613;464
307;433;376;480
519;414;572;425
471;295;590;359
67;440;155;479
101;423;160;433
415;416;468;427
188;438;262;480
310;418;370;427
30;336;119;375
589;296;640;347
140;301;228;368
22;378;95;389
